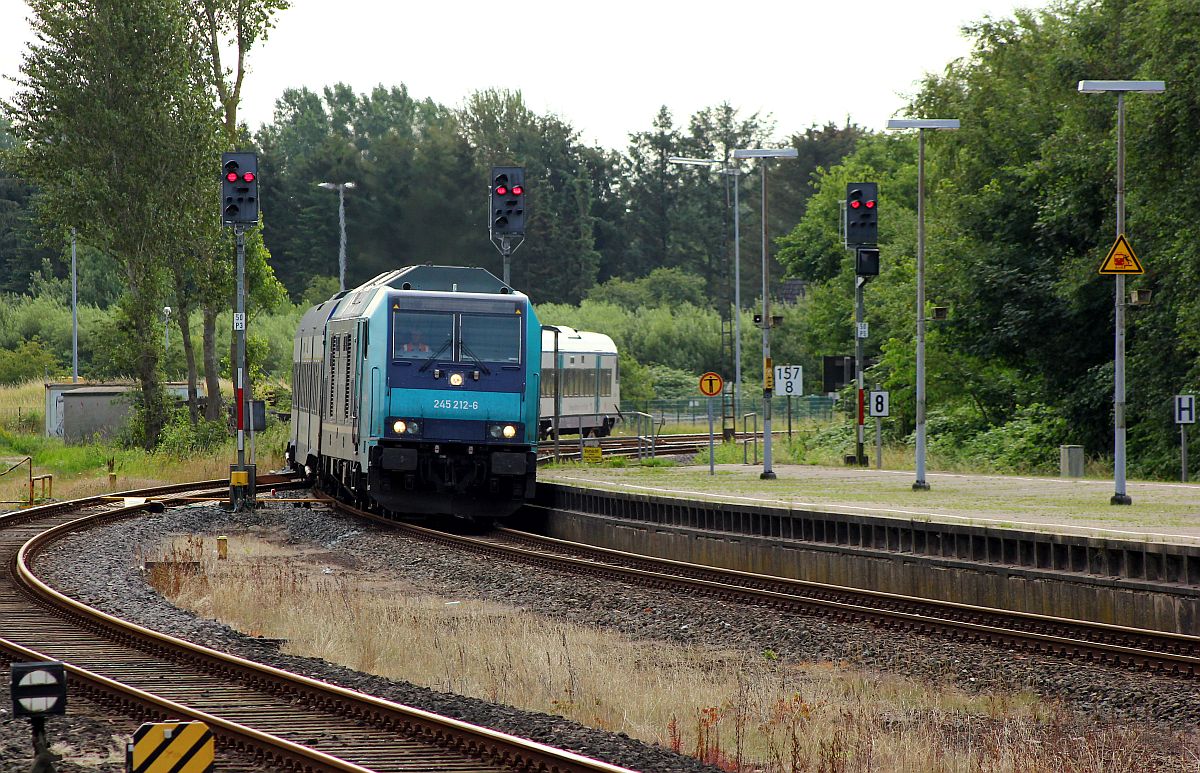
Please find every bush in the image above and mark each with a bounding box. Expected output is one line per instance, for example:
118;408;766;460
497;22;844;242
156;408;229;457
959;403;1068;474
0;338;60;385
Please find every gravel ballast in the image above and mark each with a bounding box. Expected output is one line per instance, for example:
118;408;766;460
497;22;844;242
22;498;1200;770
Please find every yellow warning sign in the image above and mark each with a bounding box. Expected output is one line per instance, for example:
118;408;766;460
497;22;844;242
129;721;214;773
1098;234;1144;275
582;446;602;463
698;372;724;398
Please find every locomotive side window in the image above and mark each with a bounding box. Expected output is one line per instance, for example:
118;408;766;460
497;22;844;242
394;311;453;360
460;314;521;363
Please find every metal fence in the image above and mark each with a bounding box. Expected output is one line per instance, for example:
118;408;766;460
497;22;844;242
619;395;835;428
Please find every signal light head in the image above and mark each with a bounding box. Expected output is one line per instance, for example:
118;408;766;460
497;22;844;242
226;172;238;182
865;200;875;208
511;185;523;196
242;172;255;182
850;200;861;209
495;185;508;196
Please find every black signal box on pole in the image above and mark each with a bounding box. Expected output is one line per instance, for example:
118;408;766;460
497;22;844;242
490;166;526;236
222;152;259;226
845;182;878;246
855;247;880;277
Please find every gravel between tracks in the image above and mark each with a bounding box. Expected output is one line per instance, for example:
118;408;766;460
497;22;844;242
20;498;1200;771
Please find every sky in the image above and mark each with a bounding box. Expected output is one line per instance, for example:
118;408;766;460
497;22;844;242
0;1;1049;151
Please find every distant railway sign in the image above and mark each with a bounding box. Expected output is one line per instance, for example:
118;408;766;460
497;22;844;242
773;365;803;396
698;371;724;397
1098;234;1144;275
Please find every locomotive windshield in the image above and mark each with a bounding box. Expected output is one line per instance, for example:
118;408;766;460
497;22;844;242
394;311;453;360
392;307;522;363
460;314;521;363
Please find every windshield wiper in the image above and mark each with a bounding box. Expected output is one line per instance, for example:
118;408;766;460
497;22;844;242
458;341;492;375
418;338;453;372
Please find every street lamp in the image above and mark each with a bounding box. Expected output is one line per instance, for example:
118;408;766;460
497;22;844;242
318;181;357;291
1077;79;1165;506
885;118;960;491
162;306;171;354
668;156;744;420
732;147;798;480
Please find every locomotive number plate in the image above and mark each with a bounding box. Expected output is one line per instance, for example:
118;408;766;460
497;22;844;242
432;399;480;411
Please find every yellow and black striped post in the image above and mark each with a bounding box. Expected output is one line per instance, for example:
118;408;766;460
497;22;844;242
126;721;213;773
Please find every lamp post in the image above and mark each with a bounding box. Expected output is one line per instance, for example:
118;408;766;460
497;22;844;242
162;306;171;354
70;228;78;383
1078;80;1165;506
732;147;798;480
885;118;960;491
318;181;357;291
668;156;743;420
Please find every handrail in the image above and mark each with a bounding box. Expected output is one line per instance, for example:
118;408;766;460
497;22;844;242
741;413;759;465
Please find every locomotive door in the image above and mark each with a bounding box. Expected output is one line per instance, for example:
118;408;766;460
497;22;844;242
351;319;366;448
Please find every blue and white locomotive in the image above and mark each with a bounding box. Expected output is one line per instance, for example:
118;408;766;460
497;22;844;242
287;265;541;520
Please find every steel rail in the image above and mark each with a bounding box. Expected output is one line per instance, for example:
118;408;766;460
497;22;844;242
7;480;638;773
316;491;1200;678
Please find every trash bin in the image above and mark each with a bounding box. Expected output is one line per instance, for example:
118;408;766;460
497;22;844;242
1060;445;1084;478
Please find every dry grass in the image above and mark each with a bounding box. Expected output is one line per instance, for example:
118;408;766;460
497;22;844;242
148;533;1200;772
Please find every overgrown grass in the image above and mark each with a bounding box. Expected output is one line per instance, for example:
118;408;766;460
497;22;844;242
0;379;288;506
149;534;1200;772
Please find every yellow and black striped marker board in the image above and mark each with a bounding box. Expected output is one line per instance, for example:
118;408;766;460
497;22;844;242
126;721;214;773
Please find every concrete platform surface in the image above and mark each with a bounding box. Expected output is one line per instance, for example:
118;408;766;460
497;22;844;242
540;463;1200;544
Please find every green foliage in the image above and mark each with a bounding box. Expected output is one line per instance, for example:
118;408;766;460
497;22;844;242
941;404;1070;475
586;268;708;308
0;339;60;385
618;356;654;404
156;408;229;457
300;275;340;307
646;365;700;401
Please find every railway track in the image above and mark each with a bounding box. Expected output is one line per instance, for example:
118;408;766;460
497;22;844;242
3;479;637;773
317;492;1200;679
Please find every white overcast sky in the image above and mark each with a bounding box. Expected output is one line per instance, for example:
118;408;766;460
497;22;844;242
0;1;1048;150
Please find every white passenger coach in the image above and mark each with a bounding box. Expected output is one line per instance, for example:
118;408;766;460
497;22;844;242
540;326;620;439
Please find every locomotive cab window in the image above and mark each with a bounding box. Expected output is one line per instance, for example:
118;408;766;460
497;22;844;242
460;313;521;363
394;311;453;360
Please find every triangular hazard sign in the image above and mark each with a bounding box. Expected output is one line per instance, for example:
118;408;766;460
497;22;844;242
1098;234;1144;275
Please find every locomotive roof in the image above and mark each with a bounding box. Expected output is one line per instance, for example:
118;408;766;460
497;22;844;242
369;265;519;295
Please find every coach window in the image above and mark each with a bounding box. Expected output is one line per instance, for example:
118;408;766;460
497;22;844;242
460;313;521;363
394;311;452;360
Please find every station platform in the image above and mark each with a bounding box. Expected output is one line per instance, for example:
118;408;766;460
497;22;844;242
539;463;1200;544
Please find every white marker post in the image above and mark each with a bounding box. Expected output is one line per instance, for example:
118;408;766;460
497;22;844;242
1176;395;1195;482
868;388;890;470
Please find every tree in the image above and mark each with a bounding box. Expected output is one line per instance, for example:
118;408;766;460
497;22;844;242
7;0;220;447
188;0;290;421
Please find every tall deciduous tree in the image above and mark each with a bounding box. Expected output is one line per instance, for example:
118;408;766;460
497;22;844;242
7;0;219;447
188;0;289;421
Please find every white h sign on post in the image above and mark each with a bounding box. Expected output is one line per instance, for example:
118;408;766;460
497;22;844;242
1177;394;1195;483
1175;395;1196;425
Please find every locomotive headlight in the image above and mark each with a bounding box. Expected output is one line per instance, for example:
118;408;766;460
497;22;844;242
488;422;520;440
390;418;421;436
449;372;464;386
